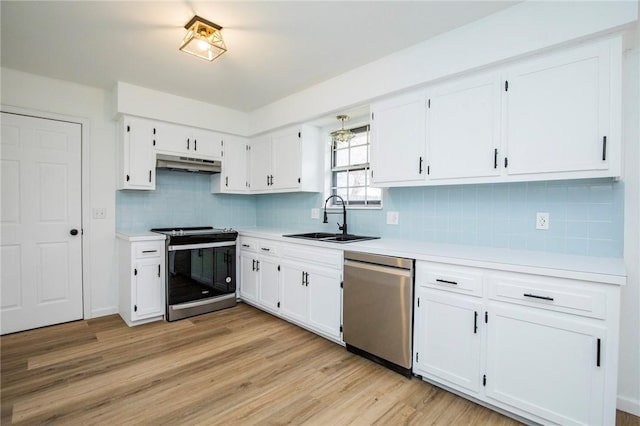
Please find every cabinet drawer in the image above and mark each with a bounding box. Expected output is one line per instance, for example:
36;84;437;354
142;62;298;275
134;242;163;259
239;237;257;252
416;261;484;297
258;241;279;256
281;243;342;269
488;272;606;319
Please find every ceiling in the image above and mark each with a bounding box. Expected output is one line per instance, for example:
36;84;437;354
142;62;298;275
1;1;519;112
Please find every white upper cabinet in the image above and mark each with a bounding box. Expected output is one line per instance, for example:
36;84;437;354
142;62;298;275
211;135;249;193
248;125;322;194
155;121;223;160
503;38;619;179
118;116;156;190
370;91;427;186
427;72;502;181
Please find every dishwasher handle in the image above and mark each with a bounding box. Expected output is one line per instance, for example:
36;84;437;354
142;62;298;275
344;259;413;278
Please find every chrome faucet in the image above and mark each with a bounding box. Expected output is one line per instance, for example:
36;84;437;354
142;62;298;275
323;195;348;236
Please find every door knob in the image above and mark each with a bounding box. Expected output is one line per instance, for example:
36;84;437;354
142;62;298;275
70;229;79;236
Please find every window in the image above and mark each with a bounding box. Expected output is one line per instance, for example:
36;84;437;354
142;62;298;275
330;125;381;207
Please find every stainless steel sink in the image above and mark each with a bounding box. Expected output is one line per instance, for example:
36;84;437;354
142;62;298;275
283;232;380;244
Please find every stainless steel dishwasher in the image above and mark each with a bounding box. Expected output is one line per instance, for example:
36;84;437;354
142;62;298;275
343;251;414;377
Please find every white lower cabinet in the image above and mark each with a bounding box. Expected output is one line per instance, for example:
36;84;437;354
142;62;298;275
117;235;166;327
239;236;343;343
414;260;620;426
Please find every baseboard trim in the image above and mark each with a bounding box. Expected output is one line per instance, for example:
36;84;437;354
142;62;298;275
89;306;118;319
618;395;640;416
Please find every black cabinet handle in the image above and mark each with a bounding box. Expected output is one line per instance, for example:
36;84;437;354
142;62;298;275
596;338;601;367
142;250;157;253
241;244;250;248
523;293;554;301
252;259;256;271
69;229;79;236
304;272;309;286
474;311;478;334
267;175;270;186
270;175;274;186
436;278;457;285
255;260;260;271
602;136;607;161
157;264;161;277
261;247;270;252
149;170;152;182
187;138;190;150
301;271;305;286
419;156;423;174
194;139;197;151
225;176;229;187
494;148;498;169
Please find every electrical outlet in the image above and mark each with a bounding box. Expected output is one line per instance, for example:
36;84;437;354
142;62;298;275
311;208;320;219
536;212;549;230
93;208;106;220
387;211;399;225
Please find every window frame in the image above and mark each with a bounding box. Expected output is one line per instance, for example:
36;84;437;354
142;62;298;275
325;122;382;210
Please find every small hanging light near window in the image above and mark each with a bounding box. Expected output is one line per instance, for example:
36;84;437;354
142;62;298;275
330;115;355;144
179;15;227;62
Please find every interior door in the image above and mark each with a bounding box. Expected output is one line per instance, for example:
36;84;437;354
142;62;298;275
1;112;83;334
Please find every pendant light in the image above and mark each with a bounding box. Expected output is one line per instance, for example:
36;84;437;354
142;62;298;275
330;115;355;144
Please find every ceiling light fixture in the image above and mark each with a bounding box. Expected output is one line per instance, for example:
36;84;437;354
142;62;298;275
330;115;355;143
179;15;227;62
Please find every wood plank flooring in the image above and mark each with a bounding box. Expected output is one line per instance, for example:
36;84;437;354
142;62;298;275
1;303;638;425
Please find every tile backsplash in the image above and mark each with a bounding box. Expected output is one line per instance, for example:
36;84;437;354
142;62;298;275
116;169;257;231
116;172;623;258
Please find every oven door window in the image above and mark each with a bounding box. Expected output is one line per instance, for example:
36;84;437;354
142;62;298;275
168;246;236;305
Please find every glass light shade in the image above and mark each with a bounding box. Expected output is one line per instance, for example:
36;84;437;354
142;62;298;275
331;115;355;143
180;16;227;62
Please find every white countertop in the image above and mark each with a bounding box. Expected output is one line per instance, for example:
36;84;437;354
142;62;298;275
236;227;626;285
116;231;166;242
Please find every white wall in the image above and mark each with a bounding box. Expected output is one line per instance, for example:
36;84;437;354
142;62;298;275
1;68;118;318
115;82;249;136
249;0;638;135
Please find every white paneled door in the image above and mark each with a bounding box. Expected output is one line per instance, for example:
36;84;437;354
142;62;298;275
1;112;83;334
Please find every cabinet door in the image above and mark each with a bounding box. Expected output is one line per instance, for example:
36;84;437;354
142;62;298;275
258;258;280;312
427;73;502;180
280;262;308;324
222;136;248;191
133;257;163;320
155;121;190;155
239;253;258;303
307;266;341;339
504;42;611;176
414;288;482;395
486;303;605;425
370;91;427;185
122;117;155;189
191;128;223;159
249;138;272;191
271;129;301;190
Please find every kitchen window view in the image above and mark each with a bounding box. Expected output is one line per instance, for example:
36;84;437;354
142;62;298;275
330;124;381;207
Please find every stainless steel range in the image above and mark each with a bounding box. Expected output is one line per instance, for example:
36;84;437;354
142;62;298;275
151;226;238;321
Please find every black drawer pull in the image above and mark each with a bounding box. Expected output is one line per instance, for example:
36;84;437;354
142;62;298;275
142;250;157;253
261;247;270;252
241;243;250;248
524;293;554;301
436;279;457;285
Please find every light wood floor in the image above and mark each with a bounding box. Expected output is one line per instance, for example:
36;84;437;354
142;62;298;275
1;304;638;425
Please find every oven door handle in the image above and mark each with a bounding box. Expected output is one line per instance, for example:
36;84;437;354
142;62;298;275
168;241;236;251
170;294;236;310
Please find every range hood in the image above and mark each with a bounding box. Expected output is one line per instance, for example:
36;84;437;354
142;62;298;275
156;153;221;173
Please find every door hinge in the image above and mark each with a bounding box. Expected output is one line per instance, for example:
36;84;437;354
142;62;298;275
221;140;224;146
485;312;488;323
134;304;137;312
504;157;508;168
340;325;343;332
152;139;156;146
277;301;280;308
340;281;343;288
153;128;156;135
134;268;137;276
504;80;509;92
483;375;487;386
126;174;130;182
